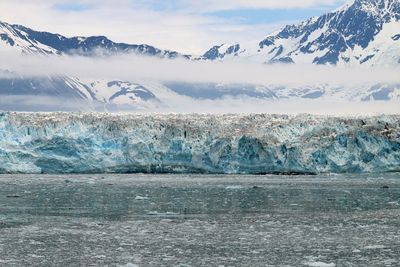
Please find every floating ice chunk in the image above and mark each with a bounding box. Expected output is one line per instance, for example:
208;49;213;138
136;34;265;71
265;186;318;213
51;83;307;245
305;262;336;267
225;185;244;190
119;264;139;267
146;211;179;216
364;245;386;250
135;196;149;200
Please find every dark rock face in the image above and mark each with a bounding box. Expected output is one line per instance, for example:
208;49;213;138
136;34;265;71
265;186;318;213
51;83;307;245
203;45;224;60
0;33;15;46
202;44;241;60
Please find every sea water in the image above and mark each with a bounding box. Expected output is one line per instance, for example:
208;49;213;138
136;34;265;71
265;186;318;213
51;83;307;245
0;174;399;266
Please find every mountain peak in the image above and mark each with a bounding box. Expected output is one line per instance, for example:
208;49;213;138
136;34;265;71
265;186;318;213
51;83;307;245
350;0;400;19
202;44;241;60
0;21;184;58
354;0;398;5
203;0;400;66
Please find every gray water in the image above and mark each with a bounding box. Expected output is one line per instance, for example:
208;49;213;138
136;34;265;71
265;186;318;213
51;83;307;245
0;174;399;267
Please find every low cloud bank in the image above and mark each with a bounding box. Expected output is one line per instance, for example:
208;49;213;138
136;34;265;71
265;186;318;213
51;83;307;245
1;95;399;115
1;52;399;86
1;52;399;114
0;95;95;112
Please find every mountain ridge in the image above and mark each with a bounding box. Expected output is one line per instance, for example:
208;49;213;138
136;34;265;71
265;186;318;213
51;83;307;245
202;0;400;66
0;21;187;58
1;0;400;65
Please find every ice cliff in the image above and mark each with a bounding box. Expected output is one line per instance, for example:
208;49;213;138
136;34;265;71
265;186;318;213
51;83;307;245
0;112;399;174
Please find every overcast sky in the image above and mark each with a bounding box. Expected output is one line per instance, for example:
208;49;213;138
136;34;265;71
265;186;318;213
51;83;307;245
0;0;347;54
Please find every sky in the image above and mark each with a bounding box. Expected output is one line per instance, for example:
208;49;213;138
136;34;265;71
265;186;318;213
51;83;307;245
0;0;348;54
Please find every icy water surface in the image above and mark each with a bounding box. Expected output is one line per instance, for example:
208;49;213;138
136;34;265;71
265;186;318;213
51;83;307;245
0;174;399;267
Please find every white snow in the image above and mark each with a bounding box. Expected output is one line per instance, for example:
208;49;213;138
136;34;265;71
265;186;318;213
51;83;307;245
0;22;58;55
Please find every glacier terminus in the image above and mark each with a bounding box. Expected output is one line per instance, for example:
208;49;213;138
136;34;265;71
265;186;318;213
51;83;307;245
1;112;399;174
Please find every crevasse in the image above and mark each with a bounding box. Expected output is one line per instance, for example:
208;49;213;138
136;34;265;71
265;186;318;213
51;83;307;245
0;112;399;174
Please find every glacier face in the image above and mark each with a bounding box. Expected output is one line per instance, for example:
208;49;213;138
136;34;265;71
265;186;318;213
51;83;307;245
0;112;399;174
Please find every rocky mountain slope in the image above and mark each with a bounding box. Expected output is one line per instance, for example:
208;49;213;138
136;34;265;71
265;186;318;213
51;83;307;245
0;21;185;58
203;0;400;66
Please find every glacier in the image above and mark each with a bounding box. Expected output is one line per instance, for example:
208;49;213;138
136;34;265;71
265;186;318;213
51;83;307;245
0;112;399;174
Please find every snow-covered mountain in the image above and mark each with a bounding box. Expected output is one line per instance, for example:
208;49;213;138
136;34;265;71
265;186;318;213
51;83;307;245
4;0;398;65
0;75;165;111
0;0;399;111
0;21;188;111
202;0;400;66
1;75;398;112
0;21;186;58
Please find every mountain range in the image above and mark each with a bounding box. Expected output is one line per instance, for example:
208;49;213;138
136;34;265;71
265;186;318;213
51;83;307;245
0;21;186;58
202;0;400;66
0;0;399;111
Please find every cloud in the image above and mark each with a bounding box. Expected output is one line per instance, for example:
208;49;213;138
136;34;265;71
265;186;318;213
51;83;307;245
1;49;399;114
179;0;345;12
153;98;400;115
0;0;346;54
2;94;399;115
1;52;399;86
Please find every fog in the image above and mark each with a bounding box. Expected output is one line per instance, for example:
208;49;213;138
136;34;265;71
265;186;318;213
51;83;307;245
1;94;399;115
0;52;399;114
1;52;399;86
0;95;95;112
